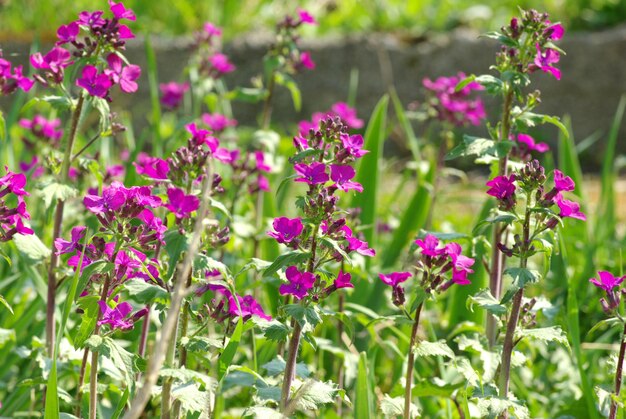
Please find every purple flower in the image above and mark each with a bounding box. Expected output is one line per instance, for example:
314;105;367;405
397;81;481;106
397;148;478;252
534;44;561;80
209;53;235;74
294;162;328;185
159;82;189;109
379;272;412;287
201;112;237;132
105;53;141;93
331;102;363;129
298;9;317;25
134;154;170;180
229;294;272;321
545;22;564;40
84;184;126;214
78;11;106;28
334;270;353;289
555;194;586;221
203;22;222;37
422;72;485;126
56;22;80;45
415;234;445;257
254;151;271;173
590;271;625;292
268;217;303;244
553;170;575;192
516;133;549;154
109;0;136;21
330;164;363;192
19;115;63;143
30;47;73;82
279;266;316;300
166;187;200;218
76;65;112;98
486;174;516;200
186;122;219;152
300;52;315;70
445;243;475;285
342;225;376;257
55;226;87;255
97;300;134;330
340;134;368;158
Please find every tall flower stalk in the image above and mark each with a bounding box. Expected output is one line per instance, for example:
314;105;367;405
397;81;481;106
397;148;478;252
379;234;475;419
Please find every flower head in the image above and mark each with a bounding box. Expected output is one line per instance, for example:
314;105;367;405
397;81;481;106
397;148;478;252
299;51;315;70
333;270;353;289
330;164;363;192
159;82;189;109
97;300;134;330
415;234;445;257
279;266;316;300
331;102;364;129
590;271;625;292
105;53;141;93
294;162;329;185
209;53;235;75
268;217;303;244
534;44;561;80
76;65;112;98
166;187;200;219
379;272;412;287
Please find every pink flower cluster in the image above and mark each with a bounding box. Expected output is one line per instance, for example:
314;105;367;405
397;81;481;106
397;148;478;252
0;51;34;95
422;72;486;126
0;168;34;241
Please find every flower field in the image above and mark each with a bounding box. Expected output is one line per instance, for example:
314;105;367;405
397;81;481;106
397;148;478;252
0;2;625;418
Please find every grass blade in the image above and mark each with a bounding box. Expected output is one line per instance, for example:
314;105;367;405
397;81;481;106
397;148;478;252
351;95;389;249
355;352;373;418
390;87;420;162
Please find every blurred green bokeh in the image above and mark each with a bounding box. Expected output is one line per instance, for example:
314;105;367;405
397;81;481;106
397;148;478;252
0;0;625;42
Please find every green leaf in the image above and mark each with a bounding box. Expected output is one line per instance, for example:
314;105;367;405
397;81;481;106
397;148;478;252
319;237;351;265
160;368;214;388
22;95;76;113
124;278;169;305
474;74;504;95
84;335;138;381
39;182;78;209
475;396;529;419
381;395;418;418
235;258;272;278
455;358;481;387
228;87;267;103
110;387;129;419
390;87;420;161
90;96;111;132
295;380;340;410
262;250;311;278
262;320;291;342
0;110;5;142
75;261;114;303
275;72;301;112
289;149;323;164
351;95;388;249
262;357;310;378
164;230;189;279
587;317;622;337
180;336;223;353
503;267;540;289
454;74;477;93
218;318;243;380
446;135;513;161
0;328;15;348
467;289;507;316
0;295;13;314
517;326;570;349
412;379;463;397
194;254;230;279
284;304;322;334
171;381;210;415
512;109;568;139
480;31;518;47
413;340;455;359
13;232;51;263
74;296;100;348
356;352;374;418
473;210;518;235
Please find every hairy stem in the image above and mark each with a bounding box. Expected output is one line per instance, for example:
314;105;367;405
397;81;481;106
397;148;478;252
609;322;626;419
487;87;515;347
124;162;215;419
171;275;194;418
46;94;85;358
404;302;424;419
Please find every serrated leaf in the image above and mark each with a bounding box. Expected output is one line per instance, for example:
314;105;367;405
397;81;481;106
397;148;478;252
171;381;210;415
13;233;51;263
243;406;283;418
517;326;570;349
262;356;310;378
84;335;138;381
40;182;78;208
262;320;291;342
262;250;311;278
414;340;455;359
194;254;230;279
160;368;214;388
474;74;504;94
181;336;223;353
504;267;540;289
124;278;169;305
164;230;189;279
257;385;282;402
235;258;272;278
295;380;339;410
456;358;481;387
381;395;419;418
467;289;507;316
446;135;512;162
284;304;322;334
74;296;100;347
475;396;529;419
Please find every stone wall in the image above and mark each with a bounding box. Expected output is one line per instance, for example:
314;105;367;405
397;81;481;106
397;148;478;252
2;24;626;167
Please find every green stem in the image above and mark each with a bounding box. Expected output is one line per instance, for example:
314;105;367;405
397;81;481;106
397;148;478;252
609;322;626;419
260;71;276;130
404;302;424;419
89;274;112;419
487;86;515;347
46;93;85;358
